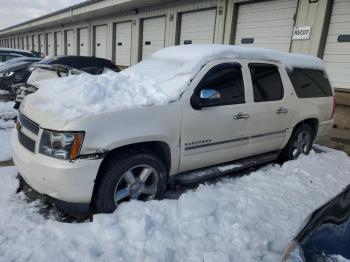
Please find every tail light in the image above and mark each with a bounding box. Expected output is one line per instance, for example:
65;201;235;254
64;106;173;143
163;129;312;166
331;96;336;119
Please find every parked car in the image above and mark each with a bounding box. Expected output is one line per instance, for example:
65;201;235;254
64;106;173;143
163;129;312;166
0;57;42;92
0;48;40;62
281;185;350;262
11;45;335;215
13;55;120;107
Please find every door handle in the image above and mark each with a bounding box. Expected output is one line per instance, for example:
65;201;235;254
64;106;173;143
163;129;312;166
233;112;250;119
276;107;289;114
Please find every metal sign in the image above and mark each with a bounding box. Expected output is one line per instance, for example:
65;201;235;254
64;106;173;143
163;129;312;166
292;26;312;40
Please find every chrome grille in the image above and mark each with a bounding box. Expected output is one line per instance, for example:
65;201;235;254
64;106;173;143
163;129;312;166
19;112;39;135
18;131;36;153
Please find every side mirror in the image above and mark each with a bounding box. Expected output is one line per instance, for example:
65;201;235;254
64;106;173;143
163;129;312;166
191;89;221;110
200;89;221;100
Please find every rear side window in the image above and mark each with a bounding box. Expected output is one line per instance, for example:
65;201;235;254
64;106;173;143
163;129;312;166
249;64;284;102
288;68;333;98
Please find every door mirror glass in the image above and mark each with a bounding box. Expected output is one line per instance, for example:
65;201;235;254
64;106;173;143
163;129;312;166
200;89;221;100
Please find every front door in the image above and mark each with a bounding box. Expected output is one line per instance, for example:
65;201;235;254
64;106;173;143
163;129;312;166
179;60;253;173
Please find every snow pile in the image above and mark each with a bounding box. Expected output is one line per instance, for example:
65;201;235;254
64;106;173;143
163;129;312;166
26;44;325;121
0;101;16;161
0;146;349;261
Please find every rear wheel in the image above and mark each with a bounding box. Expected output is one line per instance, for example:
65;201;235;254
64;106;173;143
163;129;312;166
279;125;314;161
93;151;167;213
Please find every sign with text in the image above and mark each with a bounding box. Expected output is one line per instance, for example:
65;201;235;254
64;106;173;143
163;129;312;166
292;26;312;40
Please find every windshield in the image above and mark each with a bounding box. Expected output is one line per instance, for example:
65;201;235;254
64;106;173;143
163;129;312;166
36;57;58;64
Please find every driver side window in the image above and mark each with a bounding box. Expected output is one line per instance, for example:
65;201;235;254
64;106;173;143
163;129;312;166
195;63;245;107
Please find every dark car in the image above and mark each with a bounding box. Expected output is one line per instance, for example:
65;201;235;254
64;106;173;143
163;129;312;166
13;55;120;108
0;48;39;62
281;185;350;262
0;57;42;92
32;55;120;73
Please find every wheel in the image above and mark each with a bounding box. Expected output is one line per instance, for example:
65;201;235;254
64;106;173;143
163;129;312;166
279;124;314;162
93;151;167;213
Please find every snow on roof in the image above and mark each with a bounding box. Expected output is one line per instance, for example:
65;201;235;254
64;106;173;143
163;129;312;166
26;44;325;121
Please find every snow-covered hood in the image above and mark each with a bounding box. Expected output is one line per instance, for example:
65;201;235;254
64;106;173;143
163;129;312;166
25;44;326;124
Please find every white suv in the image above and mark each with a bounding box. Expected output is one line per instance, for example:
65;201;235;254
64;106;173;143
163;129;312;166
11;45;335;215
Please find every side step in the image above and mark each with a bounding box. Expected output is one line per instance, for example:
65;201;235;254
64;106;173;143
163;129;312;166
174;151;280;185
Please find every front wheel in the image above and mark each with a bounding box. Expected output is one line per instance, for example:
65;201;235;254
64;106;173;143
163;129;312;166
279;125;314;161
93;151;167;213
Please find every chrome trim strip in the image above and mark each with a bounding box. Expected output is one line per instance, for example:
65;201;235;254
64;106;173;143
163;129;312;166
184;130;286;151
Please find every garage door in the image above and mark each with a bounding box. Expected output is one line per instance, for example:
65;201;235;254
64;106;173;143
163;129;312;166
39;34;45;53
115;22;132;66
28;36;32;51
65;30;74;55
235;0;297;52
47;33;54;56
55;32;63;56
94;25;107;59
179;9;216;45
142;16;166;60
78;28;89;56
323;0;350;89
33;35;39;51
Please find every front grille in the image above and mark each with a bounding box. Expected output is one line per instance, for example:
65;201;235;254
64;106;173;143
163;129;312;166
18;130;36;153
19;112;39;135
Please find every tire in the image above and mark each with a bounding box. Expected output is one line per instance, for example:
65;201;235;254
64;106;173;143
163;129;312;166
279;124;314;162
93;150;167;213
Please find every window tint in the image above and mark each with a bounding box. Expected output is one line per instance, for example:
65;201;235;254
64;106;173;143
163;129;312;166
288;68;333;98
197;63;245;106
249;64;284;102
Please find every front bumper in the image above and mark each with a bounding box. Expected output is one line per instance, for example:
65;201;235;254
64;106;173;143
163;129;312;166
11;129;102;204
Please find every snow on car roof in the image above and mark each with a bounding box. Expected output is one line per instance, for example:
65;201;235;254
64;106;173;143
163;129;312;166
25;44;325;121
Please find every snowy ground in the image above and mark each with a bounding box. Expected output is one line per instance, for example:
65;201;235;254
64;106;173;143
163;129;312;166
0;101;16;162
0;146;349;261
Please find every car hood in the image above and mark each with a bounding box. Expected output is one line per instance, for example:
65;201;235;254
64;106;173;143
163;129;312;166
20;95;70;130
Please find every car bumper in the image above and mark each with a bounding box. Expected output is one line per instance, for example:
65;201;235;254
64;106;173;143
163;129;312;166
315;119;334;141
11;129;102;204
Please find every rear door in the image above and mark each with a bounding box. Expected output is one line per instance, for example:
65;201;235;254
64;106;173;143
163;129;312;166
244;62;294;155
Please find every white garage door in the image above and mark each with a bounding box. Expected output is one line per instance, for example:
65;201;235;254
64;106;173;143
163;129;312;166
39;34;45;53
323;0;350;89
65;30;74;55
78;28;89;56
235;0;297;52
115;22;132;66
33;35;39;51
142;16;166;60
28;36;32;51
180;9;216;45
47;33;54;56
94;25;107;59
55;32;63;56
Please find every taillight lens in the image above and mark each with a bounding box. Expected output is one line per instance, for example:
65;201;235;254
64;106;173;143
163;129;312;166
331;96;336;119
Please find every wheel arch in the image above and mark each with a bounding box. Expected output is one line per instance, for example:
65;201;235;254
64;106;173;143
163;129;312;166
292;118;319;139
90;141;172;207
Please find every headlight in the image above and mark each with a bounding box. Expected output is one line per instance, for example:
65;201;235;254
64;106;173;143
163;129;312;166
39;130;84;160
281;241;305;262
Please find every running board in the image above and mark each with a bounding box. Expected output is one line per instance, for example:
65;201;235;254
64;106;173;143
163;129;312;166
175;151;280;185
